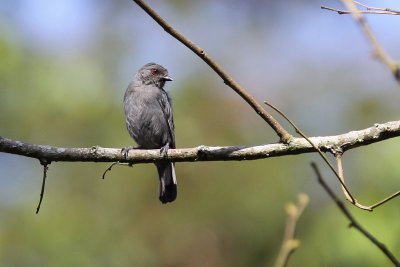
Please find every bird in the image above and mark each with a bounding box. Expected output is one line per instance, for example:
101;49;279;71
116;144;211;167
123;62;177;204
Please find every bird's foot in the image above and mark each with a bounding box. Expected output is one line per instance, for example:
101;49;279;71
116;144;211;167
121;145;140;159
160;143;170;157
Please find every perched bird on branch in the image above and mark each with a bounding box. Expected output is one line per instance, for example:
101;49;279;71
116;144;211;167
123;62;177;204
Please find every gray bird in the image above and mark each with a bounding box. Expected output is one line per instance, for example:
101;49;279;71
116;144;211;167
123;62;177;204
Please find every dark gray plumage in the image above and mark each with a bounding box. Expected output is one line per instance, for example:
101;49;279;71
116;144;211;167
123;62;177;204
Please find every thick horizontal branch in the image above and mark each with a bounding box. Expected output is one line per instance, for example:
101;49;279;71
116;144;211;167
0;121;399;164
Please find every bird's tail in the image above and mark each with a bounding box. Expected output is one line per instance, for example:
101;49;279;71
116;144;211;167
155;162;177;204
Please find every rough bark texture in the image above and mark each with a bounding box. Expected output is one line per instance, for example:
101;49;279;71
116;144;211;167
1;121;399;163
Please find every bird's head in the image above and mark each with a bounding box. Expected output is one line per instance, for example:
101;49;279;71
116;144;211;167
136;62;172;87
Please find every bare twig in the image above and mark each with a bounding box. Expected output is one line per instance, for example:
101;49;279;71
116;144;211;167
132;0;292;143
335;154;371;210
322;0;400;82
274;194;309;267
354;1;400;15
36;159;50;214
102;161;133;179
311;163;400;266
266;102;399;211
370;191;400;210
321;5;400;15
322;1;400;15
336;154;400;210
1;120;400;163
264;101;358;207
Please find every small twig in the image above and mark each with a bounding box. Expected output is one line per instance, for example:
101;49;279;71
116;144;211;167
36;159;50;214
335;154;371;210
264;101;357;206
311;163;400;266
132;0;292;143
274;194;309;267
321;5;400;15
322;0;400;82
335;154;350;201
266;101;400;211
353;1;400;14
370;191;400;210
336;154;400;210
102;161;133;179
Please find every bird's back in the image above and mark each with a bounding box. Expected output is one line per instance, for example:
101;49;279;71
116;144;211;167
124;82;174;149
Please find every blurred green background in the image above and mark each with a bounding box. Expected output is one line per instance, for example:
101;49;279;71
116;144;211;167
1;1;400;266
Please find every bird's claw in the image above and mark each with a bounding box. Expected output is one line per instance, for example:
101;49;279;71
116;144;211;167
160;143;170;157
121;146;139;159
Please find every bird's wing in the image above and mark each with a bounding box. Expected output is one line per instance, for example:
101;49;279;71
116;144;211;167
158;89;175;148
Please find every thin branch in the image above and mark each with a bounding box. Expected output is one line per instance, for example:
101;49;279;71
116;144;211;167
322;0;400;82
36;160;50;214
322;1;400;15
354;1;400;15
102;161;133;179
370;191;400;210
321;5;400;15
335;154;370;210
1;120;400;163
265;102;399;211
311;163;400;266
336;154;400;210
274;193;309;267
132;0;292;143
265;101;358;207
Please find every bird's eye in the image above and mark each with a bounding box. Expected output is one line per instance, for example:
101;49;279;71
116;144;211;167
151;68;159;75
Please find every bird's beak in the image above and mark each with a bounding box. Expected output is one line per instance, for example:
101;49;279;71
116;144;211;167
163;76;173;81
